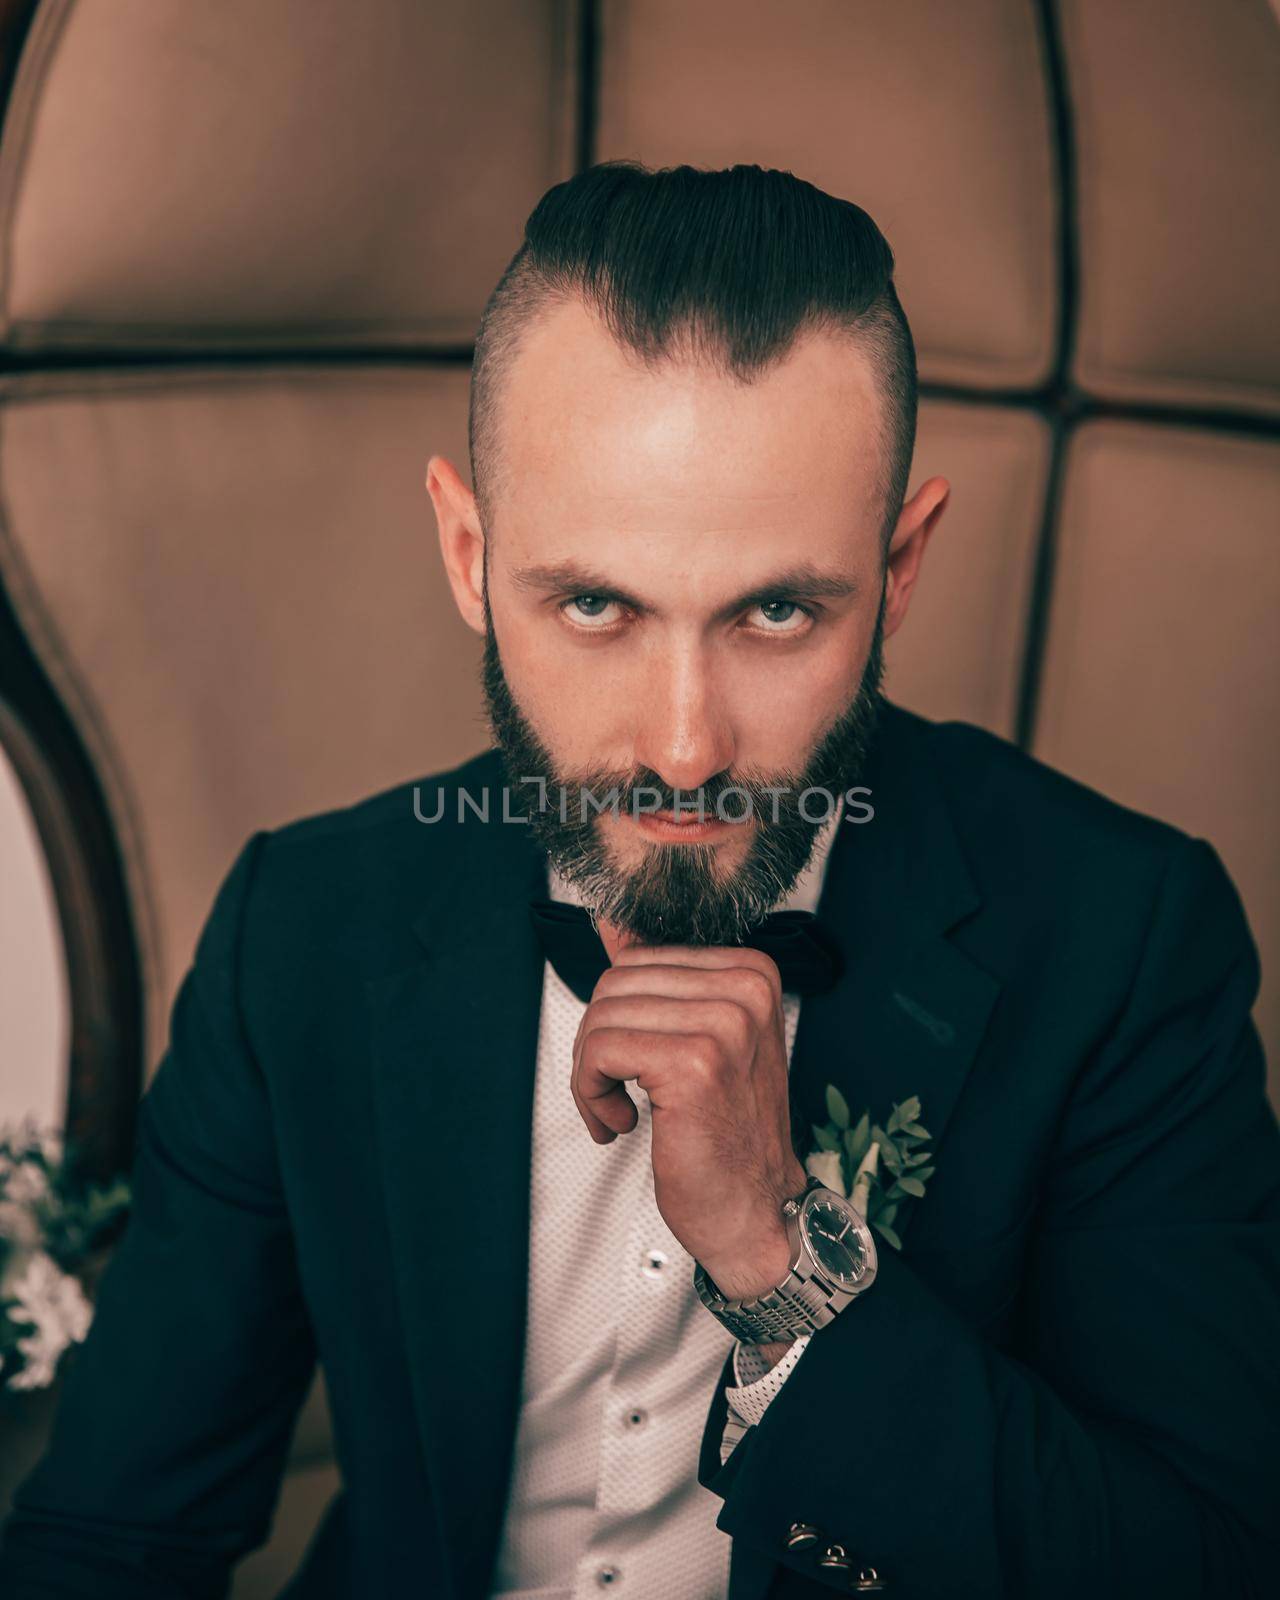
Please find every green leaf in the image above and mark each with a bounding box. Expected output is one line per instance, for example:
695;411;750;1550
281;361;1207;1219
825;1084;851;1130
871;1127;902;1174
843;1113;871;1169
812;1124;841;1153
896;1096;922;1125
911;1166;936;1183
872;1221;903;1251
904;1150;932;1167
896;1175;927;1197
900;1122;930;1139
876;1201;899;1227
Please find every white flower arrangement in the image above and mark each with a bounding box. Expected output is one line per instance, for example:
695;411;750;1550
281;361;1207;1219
0;1117;130;1394
804;1087;936;1250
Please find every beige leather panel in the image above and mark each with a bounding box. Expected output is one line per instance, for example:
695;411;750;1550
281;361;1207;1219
0;0;578;350
1062;0;1280;416
230;1458;342;1600
1035;421;1280;1084
597;0;1057;391
886;400;1049;738
0;367;485;1067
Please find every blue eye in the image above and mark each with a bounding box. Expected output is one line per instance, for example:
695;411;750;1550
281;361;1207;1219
751;599;810;633
562;595;624;628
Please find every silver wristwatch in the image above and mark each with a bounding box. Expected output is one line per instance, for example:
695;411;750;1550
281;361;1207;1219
693;1174;878;1343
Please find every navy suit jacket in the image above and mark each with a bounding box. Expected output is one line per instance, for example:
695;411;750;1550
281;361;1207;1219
2;703;1278;1599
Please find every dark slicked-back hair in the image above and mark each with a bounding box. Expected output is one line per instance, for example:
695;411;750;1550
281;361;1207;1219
468;160;918;550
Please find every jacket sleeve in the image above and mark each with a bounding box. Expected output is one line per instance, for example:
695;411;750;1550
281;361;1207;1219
698;837;1280;1598
0;833;318;1600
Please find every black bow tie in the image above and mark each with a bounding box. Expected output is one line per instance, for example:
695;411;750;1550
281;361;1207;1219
528;899;844;1003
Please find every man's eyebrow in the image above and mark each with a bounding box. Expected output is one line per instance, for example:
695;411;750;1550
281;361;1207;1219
508;562;637;601
728;567;862;609
508;561;860;613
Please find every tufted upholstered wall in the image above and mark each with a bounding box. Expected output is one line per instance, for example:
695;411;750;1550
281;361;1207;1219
0;3;1275;1591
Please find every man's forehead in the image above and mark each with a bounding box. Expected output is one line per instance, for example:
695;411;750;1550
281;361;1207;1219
499;297;884;501
495;473;875;572
493;455;882;578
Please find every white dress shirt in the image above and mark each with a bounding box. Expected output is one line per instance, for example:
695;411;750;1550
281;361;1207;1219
491;810;840;1600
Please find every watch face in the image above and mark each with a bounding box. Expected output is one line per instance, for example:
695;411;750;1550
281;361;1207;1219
802;1194;873;1288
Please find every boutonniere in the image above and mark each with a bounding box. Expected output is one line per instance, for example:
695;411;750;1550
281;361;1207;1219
805;1087;935;1251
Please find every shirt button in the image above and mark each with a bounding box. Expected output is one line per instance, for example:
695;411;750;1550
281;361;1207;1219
595;1565;622;1588
641;1248;668;1278
623;1406;649;1431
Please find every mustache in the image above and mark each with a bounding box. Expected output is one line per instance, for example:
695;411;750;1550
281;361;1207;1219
525;768;808;812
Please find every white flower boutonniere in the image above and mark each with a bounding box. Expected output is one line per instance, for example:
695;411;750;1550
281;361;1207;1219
805;1087;935;1251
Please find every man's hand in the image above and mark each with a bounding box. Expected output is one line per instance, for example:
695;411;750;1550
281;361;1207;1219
570;942;808;1301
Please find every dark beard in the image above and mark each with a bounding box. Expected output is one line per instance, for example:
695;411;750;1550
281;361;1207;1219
480;603;884;945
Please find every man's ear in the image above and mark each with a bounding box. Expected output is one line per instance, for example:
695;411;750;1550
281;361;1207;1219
882;475;950;641
426;455;486;635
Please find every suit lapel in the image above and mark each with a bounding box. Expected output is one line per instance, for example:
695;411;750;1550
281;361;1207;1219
724;706;1001;1600
788;704;1000;1248
366;791;547;1600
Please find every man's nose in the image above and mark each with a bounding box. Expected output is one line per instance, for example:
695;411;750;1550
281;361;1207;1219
633;647;735;794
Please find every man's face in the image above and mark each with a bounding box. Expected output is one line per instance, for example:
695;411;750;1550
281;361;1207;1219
480;601;883;943
439;298;910;941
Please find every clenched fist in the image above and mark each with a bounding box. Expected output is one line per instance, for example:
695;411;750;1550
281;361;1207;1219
571;942;809;1301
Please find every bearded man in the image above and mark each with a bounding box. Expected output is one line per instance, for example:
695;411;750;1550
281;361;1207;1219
2;161;1277;1600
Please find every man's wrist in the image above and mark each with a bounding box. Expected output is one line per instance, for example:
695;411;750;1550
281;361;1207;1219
698;1161;807;1300
750;1338;797;1371
699;1227;793;1301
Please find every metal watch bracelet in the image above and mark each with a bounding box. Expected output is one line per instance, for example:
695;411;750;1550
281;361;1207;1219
692;1175;872;1344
